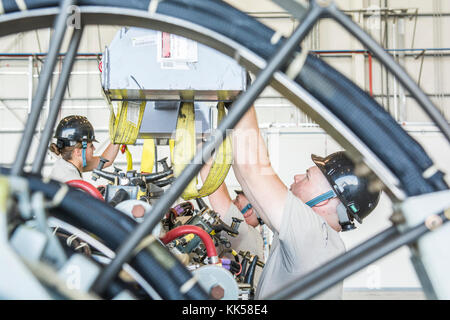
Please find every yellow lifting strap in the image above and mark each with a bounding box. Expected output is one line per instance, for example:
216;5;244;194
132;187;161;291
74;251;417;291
169;138;175;166
141;138;156;174
108;99;146;145
173;101;233;200
120;144;134;172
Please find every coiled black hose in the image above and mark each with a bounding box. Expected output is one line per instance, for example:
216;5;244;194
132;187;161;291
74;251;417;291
0;168;208;300
296;54;448;195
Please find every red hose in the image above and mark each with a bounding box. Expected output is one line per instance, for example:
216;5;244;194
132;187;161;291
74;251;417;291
160;225;217;260
66;179;104;201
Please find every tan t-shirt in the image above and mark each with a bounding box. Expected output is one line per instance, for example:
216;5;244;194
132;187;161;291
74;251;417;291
255;190;346;300
49;158;82;183
221;203;265;287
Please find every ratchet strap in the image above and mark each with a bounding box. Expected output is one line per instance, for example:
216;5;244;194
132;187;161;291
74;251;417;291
108;99;146;145
173;102;232;200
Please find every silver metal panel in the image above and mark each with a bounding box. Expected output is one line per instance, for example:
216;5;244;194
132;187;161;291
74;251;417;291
103;27;246;101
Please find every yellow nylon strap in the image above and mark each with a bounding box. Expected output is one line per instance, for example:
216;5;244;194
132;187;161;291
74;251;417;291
0;176;10;215
108;99;146;145
169;139;175;166
119;144;134;172
173;102;198;198
196;102;232;198
173;102;232;200
141;138;156;173
124;146;133;172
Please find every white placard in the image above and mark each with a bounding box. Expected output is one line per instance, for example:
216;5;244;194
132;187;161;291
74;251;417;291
156;31;198;69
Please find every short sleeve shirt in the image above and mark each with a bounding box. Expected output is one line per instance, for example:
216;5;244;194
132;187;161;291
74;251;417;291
255;190;346;300
49;158;82;183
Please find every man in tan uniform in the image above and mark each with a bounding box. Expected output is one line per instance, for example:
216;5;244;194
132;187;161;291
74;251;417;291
205;183;265;284
199;161;265;287
48;115;119;183
226;106;380;299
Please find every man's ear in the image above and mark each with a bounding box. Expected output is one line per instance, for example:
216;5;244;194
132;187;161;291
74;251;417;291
72;147;82;157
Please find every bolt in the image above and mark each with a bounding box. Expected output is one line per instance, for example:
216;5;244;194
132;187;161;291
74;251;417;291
210;285;225;300
131;204;146;218
425;214;442;231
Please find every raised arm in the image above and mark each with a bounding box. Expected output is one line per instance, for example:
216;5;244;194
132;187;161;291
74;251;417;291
83;142;120;172
199;160;233;219
232;106;287;233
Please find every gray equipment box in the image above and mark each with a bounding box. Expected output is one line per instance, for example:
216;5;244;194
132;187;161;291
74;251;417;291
102;27;246;138
139;100;217;138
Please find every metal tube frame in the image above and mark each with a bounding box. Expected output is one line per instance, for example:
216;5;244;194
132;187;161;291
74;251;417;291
11;0;75;176
0;0;447;299
47;217;162;300
270;211;448;300
324;3;450;143
32;27;84;174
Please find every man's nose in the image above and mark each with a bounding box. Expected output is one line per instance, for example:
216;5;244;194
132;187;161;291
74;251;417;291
294;174;305;183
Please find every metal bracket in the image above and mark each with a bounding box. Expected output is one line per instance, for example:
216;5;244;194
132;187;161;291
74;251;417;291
272;0;309;21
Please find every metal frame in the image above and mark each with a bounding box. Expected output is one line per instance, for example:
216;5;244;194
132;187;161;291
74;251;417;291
91;0;325;293
10;0;75;176
32;27;84;174
0;0;448;299
47;217;162;300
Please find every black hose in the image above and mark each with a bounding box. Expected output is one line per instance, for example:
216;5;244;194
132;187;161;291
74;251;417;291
297;54;448;195
108;188;129;207
244;255;259;287
153;177;175;187
195;198;207;210
239;254;249;282
0;167;208;300
143;170;173;183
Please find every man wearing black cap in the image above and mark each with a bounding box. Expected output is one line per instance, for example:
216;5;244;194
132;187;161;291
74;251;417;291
200;169;265;248
233;189;265;228
229;106;381;299
48;115;120;182
199;165;265;286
